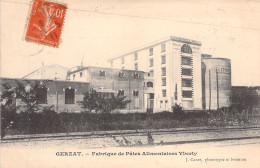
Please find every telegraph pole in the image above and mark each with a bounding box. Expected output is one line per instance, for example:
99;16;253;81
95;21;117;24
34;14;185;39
216;67;219;109
209;70;211;111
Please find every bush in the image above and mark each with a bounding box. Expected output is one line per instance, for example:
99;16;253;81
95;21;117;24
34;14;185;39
172;103;183;113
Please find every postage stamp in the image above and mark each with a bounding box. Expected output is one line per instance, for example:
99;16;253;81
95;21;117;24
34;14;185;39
25;0;67;47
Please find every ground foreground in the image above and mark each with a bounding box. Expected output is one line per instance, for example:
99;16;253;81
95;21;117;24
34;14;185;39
1;126;260;168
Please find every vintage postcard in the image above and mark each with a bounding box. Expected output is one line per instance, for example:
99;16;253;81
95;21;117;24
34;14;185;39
1;0;260;168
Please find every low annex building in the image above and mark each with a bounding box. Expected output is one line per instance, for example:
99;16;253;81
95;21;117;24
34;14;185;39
0;77;90;113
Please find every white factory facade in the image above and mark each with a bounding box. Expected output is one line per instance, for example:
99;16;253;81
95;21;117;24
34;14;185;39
2;36;231;113
108;36;204;112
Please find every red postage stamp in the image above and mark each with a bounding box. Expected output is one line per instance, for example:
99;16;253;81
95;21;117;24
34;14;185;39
25;0;67;47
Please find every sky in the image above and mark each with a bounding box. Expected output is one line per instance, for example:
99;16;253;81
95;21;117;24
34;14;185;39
1;0;260;86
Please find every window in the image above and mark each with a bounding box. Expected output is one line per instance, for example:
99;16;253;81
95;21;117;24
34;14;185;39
133;73;139;79
134;63;138;70
182;57;192;65
80;72;83;77
133;91;139;96
182;91;192;98
182;79;192;87
118;90;124;97
99;70;106;76
149;93;154;99
182;68;192;76
119;72;125;78
162;89;167;97
149;48;153;56
36;87;47;104
160;100;163;108
161;67;166;76
161;55;166;64
149;58;153;67
122;66;125;69
149;70;154;77
73;74;75;81
122;57;125;64
161;43;166;52
181;44;192;54
162;77;166;86
65;88;75;104
147;82;153;88
134;97;139;108
134;53;138;61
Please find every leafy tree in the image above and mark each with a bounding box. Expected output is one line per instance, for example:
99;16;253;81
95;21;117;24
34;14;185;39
1;80;51;138
77;90;100;113
231;86;260;113
1;83;17;139
99;94;131;114
78;91;131;113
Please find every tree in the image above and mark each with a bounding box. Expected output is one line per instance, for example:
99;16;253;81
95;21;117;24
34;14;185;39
78;91;131;113
231;86;260;113
77;90;100;113
1;83;17;139
1;80;51;138
99;94;131;114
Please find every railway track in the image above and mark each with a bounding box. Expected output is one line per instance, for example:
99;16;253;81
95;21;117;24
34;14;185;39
1;126;260;144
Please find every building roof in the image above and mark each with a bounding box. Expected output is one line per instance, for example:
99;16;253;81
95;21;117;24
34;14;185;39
22;64;68;78
0;77;89;84
67;66;145;74
107;35;202;61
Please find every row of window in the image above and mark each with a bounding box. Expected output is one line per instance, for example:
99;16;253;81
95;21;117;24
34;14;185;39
161;90;193;98
36;88;76;104
35;87;142;105
149;43;166;56
113;90;140;97
117;43;189;70
149;55;166;67
147;67;166;78
98;71;140;79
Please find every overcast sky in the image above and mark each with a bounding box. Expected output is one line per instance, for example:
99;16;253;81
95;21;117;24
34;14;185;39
1;0;260;86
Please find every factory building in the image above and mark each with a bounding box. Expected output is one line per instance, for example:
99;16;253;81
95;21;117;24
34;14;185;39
201;55;231;110
108;36;203;111
67;66;149;113
1;36;232;113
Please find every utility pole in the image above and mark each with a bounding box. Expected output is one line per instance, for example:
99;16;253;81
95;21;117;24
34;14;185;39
216;67;219;109
209;70;211;111
128;72;131;113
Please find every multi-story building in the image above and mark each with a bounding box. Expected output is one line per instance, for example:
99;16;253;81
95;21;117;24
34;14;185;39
67;66;147;113
108;36;203;111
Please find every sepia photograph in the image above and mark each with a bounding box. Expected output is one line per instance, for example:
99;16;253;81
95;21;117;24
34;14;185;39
1;0;260;167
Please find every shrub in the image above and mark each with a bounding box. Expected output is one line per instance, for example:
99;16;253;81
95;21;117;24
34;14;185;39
172;103;183;113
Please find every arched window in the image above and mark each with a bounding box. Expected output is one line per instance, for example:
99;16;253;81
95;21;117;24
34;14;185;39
147;82;153;88
181;44;192;54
